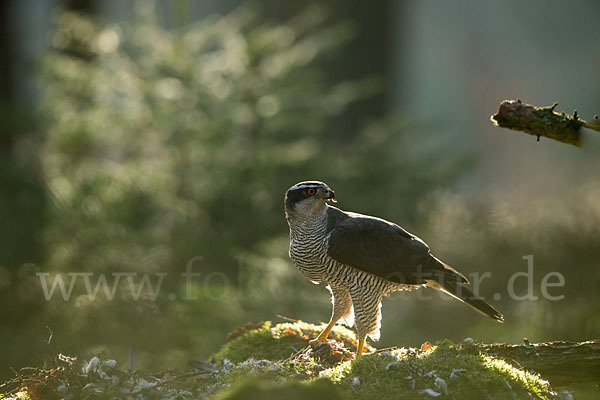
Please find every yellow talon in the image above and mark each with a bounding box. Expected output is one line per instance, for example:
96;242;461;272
309;337;327;345
310;320;337;345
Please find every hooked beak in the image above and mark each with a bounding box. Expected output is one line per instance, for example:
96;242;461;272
326;189;336;203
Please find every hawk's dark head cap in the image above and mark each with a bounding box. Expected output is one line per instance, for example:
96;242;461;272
285;181;336;213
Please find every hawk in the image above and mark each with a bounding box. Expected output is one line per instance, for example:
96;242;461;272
284;181;503;357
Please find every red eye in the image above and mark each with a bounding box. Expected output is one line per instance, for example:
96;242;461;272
307;188;316;195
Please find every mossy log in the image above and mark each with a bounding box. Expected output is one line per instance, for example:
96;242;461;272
478;339;600;386
3;322;598;399
490;99;600;147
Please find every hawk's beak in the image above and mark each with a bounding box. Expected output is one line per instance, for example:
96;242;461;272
326;190;336;203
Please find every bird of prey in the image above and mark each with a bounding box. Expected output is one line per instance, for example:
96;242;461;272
284;181;503;357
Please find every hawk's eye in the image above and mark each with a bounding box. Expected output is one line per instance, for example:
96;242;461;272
307;188;316;195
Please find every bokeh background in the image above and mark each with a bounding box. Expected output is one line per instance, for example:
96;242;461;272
1;0;599;391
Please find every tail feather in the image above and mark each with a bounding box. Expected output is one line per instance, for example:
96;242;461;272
426;280;504;322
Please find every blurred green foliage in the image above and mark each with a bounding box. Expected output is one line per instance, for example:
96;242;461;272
39;5;462;280
1;5;465;377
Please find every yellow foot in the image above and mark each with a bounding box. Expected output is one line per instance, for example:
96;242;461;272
309;336;329;345
309;321;337;345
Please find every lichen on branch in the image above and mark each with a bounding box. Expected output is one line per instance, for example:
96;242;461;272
490;99;600;147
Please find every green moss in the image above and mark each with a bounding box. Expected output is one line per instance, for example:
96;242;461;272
211;322;304;363
213;323;556;400
329;341;554;400
218;361;317;385
211;321;360;363
213;378;346;400
1;322;559;399
491;100;582;146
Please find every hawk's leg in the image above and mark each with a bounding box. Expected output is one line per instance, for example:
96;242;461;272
356;335;366;358
350;287;383;357
310;285;353;344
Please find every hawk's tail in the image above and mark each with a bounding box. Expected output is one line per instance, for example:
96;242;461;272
426;280;504;322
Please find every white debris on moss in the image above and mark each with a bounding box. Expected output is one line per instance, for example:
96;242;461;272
385;361;399;371
422;388;442;397
223;358;233;371
450;368;466;379
83;356;100;374
434;377;448;395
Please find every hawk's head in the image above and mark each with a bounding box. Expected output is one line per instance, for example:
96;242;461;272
285;181;336;216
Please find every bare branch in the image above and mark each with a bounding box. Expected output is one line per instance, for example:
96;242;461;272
490;99;600;147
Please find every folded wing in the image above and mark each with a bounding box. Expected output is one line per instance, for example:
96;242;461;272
326;212;467;285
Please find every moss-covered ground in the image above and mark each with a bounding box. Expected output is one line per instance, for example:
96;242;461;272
1;320;559;399
211;320;369;364
211;323;556;400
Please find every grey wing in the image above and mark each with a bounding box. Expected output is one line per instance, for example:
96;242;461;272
326;215;467;284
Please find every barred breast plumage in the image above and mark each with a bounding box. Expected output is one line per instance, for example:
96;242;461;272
288;204;418;344
289;210;411;292
284;181;503;357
